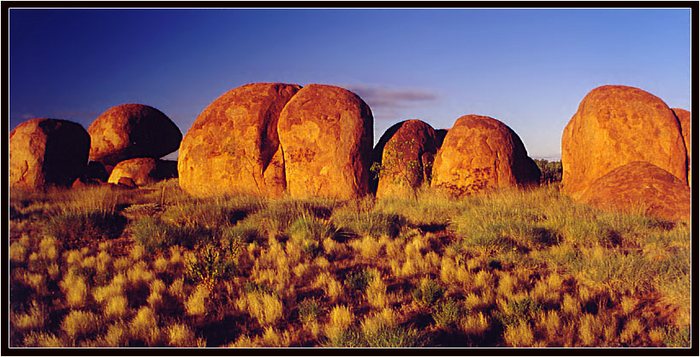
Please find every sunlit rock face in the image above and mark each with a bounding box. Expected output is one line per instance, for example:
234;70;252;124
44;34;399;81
88;104;182;166
108;158;177;187
561;85;687;200
431;115;540;196
372;119;438;199
10;118;90;190
579;161;690;222
178;83;301;197
278;84;374;200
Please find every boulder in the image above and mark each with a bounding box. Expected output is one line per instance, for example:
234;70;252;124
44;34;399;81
562;85;687;199
579;161;690;222
371;119;438;198
178;83;300;197
672;108;691;181
10;118;90;190
107;158;177;187
430;115;540;196
278;84;374;199
88;104;182;165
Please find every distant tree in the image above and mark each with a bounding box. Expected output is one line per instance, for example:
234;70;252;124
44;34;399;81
534;159;562;184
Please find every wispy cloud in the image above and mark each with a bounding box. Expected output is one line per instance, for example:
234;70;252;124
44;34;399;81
344;84;437;121
347;84;437;109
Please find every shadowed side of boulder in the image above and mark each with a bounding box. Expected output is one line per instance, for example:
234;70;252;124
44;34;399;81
10;118;90;190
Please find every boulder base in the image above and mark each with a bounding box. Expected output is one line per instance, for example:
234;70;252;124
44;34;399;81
579;161;690;222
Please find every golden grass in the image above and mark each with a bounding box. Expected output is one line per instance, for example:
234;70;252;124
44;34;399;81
8;183;692;347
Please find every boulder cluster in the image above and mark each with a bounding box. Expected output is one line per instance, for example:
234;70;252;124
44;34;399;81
178;82;539;200
9;82;691;222
562;85;691;221
10;104;182;190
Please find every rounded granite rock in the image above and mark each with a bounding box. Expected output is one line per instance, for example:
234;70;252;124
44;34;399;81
371;119;438;199
88;104;182;165
562;85;687;199
177;83;301;197
430;115;540;196
278;84;374;200
10;118;90;190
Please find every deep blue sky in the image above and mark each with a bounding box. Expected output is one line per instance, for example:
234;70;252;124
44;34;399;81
9;8;691;159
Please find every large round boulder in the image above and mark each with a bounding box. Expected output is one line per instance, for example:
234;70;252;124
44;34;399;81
579;161;690;222
278;84;374;199
430;115;540;196
562;85;687;199
371;119;438;199
178;83;301;197
88;104;182;165
10;118;90;190
107;158;177;187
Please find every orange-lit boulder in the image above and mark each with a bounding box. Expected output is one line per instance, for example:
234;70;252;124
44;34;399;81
107;158;177;187
10;118;90;190
579;161;690;222
278;84;373;199
431;115;540;196
562;85;687;199
178;83;301;197
372;119;438;198
88;104;182;165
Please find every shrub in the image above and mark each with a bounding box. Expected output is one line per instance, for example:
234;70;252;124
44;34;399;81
412;277;444;308
45;211;126;247
238;290;284;327
534;159;562;184
288;214;335;256
297;297;322;325
344;269;372;296
185;244;235;289
325;305;355;345
432;298;461;328
331;200;405;238
131;217;204;253
61;310;100;340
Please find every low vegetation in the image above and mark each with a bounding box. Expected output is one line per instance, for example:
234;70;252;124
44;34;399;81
9;179;690;347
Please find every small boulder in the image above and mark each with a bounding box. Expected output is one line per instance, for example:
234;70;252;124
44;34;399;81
562;85;687;199
278;84;374;199
107;158;177;187
371;119;438;199
431;115;540;196
579;161;690;222
88;104;182;165
10;118;90;190
178;83;301;197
